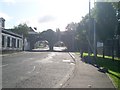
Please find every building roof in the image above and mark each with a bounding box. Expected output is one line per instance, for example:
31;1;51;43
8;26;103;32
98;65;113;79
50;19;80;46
28;27;38;34
0;17;5;21
2;29;23;38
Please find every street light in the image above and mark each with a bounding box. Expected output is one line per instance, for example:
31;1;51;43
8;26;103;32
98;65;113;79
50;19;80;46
88;0;97;59
93;0;97;58
93;18;97;58
88;0;91;58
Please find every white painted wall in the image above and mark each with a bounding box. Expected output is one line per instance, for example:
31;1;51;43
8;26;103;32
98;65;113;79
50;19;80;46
24;38;30;50
2;32;23;51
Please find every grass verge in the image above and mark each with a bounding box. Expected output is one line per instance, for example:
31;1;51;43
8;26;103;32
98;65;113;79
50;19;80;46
76;52;120;89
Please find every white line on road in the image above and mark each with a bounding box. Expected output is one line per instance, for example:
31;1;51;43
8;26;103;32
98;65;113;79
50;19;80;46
28;58;34;60
21;58;34;63
28;66;36;73
0;64;8;68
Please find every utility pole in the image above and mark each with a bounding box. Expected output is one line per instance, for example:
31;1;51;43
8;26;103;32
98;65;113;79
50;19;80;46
117;1;120;59
93;0;97;58
93;18;97;58
88;0;91;58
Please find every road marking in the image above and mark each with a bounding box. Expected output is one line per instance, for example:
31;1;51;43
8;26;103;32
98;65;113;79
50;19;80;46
62;60;71;63
88;85;92;88
35;53;55;63
48;53;56;57
29;58;33;60
0;64;8;67
28;66;36;73
70;63;75;65
21;58;34;63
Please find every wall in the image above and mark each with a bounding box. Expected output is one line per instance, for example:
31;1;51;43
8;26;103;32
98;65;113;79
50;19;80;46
2;30;23;51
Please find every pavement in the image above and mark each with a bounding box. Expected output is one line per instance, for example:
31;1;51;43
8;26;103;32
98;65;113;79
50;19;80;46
62;52;116;89
0;51;25;57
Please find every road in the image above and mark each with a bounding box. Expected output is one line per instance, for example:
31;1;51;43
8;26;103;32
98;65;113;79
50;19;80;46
2;51;75;88
33;46;67;51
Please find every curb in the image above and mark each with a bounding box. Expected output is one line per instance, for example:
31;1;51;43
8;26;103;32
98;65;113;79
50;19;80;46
60;52;77;87
68;52;76;64
1;51;25;57
106;73;117;89
53;52;76;88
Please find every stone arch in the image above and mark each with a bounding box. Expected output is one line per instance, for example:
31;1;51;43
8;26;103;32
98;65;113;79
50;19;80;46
27;29;76;51
28;33;55;51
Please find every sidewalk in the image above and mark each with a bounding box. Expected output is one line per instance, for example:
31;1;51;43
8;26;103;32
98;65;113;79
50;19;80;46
62;53;116;89
0;51;25;57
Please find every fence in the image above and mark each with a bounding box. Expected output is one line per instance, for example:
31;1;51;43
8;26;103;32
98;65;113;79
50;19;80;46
97;38;120;58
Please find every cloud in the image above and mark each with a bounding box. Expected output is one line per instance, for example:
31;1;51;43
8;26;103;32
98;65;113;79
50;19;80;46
2;0;16;4
16;17;40;28
38;15;56;23
0;12;12;21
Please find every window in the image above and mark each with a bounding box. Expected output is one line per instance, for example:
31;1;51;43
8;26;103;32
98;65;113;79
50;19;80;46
2;35;5;47
17;39;19;48
7;37;10;47
12;38;16;48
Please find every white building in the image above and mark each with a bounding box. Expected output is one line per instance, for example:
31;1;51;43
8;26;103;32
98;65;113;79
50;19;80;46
0;18;23;51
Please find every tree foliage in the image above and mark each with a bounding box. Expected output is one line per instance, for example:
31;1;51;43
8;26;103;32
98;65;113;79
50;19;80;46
66;22;78;31
76;15;89;51
112;2;120;10
11;23;30;37
75;2;118;54
39;29;55;50
95;2;117;42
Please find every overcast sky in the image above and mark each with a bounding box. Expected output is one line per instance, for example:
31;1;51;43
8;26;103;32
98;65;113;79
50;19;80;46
0;0;95;32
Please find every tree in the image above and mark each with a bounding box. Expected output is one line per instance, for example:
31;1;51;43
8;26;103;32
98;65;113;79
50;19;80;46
76;2;117;58
112;2;120;10
95;2;117;42
95;2;117;58
76;16;89;55
11;23;30;37
55;28;61;41
66;22;78;31
40;29;55;51
112;2;120;58
65;22;78;51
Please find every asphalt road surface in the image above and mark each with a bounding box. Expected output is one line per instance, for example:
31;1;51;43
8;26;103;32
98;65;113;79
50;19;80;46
2;51;75;88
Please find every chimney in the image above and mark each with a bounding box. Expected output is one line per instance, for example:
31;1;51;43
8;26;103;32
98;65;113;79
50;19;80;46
0;17;5;29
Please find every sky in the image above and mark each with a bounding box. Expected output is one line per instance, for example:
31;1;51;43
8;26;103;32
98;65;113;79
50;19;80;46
0;0;95;32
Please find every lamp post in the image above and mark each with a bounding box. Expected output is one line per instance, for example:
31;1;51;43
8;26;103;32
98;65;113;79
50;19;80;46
117;1;120;59
88;0;91;58
93;18;97;58
93;0;97;58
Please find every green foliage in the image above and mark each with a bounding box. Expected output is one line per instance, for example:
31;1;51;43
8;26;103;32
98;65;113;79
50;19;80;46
40;29;55;42
76;15;89;51
95;57;120;89
76;2;117;46
112;2;120;10
11;23;30;37
39;29;55;50
109;72;120;89
66;22;78;31
95;2;117;42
